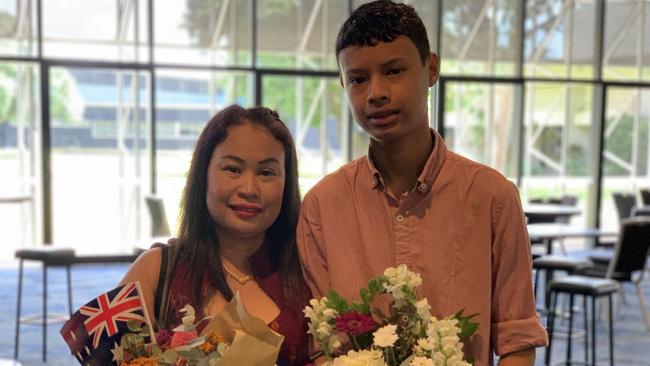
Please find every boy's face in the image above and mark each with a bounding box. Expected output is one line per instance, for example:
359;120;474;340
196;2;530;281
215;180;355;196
338;36;439;144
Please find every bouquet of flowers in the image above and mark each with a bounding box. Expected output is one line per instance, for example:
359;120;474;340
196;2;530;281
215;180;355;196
61;281;282;366
115;293;284;366
304;265;478;366
113;304;230;365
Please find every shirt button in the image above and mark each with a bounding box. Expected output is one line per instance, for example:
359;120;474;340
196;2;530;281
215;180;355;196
396;214;404;222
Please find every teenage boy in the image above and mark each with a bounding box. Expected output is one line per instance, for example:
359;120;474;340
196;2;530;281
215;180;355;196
297;1;548;365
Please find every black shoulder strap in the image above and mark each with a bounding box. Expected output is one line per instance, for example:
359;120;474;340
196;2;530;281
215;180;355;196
153;243;168;321
152;242;177;328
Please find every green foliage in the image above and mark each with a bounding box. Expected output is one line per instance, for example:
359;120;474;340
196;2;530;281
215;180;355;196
454;308;480;339
0;63;17;123
182;0;294;48
0;11;16;37
326;289;350;314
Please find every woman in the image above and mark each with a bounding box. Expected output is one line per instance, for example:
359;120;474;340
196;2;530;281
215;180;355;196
120;105;311;365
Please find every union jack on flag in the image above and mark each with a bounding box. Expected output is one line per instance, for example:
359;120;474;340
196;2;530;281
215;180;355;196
60;281;155;365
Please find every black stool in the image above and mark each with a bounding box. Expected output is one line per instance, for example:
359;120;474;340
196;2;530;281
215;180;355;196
546;275;619;366
533;255;592;309
14;247;75;362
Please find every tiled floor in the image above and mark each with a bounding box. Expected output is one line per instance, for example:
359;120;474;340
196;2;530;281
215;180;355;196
0;260;649;365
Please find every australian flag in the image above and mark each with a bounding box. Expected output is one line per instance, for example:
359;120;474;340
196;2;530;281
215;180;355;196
60;281;155;365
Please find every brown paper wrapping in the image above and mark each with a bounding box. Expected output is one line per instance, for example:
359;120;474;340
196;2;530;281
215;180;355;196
200;293;284;366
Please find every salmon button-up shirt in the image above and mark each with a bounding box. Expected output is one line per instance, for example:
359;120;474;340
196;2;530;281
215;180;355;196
297;130;548;366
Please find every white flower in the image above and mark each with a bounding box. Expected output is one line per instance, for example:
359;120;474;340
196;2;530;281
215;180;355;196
423;316;470;365
373;324;399;348
331;349;387;366
415;298;432;322
383;264;422;301
303;297;339;353
328;333;343;351
410;356;435;366
317;321;333;338
414;337;436;354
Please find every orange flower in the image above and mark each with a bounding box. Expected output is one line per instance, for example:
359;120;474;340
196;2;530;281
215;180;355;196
198;331;225;353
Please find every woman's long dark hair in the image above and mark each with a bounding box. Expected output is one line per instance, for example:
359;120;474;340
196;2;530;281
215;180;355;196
173;104;306;313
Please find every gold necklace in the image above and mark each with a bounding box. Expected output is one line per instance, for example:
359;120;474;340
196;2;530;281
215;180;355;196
222;262;254;285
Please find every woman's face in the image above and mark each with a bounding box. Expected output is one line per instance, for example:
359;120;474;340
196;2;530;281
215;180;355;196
206;121;286;244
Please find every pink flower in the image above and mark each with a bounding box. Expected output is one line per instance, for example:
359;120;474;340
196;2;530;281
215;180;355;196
335;312;376;335
170;329;199;348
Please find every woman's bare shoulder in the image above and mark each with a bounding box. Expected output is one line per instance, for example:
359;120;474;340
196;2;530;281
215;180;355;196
119;247;163;288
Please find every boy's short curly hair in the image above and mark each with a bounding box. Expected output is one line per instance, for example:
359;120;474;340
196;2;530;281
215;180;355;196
335;0;430;64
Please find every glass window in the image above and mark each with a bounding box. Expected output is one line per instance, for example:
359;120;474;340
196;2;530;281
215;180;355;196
0;62;40;254
50;67;151;252
0;0;37;56
522;82;595;225
262;75;347;193
443;82;520;179
155;0;252;66
442;0;522;76
600;87;650;229
43;0;149;62
603;0;650;81
155;69;253;231
256;0;347;70
525;0;597;79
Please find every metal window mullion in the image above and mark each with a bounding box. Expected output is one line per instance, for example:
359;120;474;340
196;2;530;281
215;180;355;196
591;0;606;229
39;61;51;244
515;0;526;187
147;0;157;195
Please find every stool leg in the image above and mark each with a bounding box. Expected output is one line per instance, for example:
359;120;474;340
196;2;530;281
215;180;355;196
608;295;614;366
584;296;588;365
14;259;24;359
545;269;553;309
567;294;575;366
534;269;540;304
42;265;47;362
546;291;558;366
66;265;72;316
592;297;597;366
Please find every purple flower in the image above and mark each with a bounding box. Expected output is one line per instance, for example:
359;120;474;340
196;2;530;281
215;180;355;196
156;329;172;349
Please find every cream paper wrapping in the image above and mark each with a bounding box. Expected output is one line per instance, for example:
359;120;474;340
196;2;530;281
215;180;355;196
200;292;284;366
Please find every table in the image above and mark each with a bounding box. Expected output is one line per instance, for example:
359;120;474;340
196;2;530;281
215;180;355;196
524;204;582;223
527;223;617;254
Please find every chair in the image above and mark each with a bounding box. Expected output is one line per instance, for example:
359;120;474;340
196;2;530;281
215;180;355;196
640;188;650;206
582;217;650;331
145;195;171;237
596;192;637;249
612;192;636;222
632;206;650;218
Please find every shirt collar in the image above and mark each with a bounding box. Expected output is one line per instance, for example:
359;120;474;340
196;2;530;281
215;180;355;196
366;129;448;193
